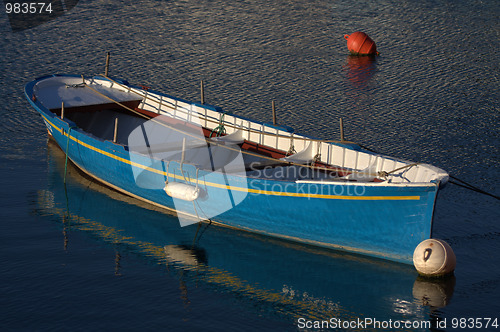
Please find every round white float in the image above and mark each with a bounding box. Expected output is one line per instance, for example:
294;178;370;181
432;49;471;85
164;182;200;201
413;239;456;277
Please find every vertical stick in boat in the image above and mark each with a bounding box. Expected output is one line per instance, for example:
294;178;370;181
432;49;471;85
200;80;205;104
181;137;186;163
113;117;118;143
105;52;110;77
272;100;277;125
61;101;65;120
340;117;345;141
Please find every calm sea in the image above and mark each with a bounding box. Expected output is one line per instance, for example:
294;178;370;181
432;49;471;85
1;0;499;331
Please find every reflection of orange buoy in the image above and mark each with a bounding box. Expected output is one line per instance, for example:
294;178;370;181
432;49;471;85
346;55;377;89
344;32;378;55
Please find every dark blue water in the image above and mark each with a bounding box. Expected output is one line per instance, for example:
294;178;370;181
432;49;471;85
1;0;499;330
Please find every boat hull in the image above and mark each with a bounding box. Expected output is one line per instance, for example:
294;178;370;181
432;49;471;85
35;112;436;264
25;75;439;264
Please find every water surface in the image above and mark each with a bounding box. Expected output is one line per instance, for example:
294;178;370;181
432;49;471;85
1;0;499;330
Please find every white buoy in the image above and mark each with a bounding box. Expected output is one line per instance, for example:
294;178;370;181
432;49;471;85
164;182;200;201
413;239;456;277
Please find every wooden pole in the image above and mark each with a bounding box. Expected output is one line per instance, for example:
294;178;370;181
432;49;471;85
272;100;277;125
105;52;110;77
200;80;205;104
61;101;65;119
113;117;118;143
181;137;186;163
340;117;345;141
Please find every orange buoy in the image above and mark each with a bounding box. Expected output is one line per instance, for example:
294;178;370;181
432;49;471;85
344;32;378;55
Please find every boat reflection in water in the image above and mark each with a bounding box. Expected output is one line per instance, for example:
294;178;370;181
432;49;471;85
36;140;455;324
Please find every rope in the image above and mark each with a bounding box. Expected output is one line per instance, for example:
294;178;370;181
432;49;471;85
377;162;420;179
192;217;213;245
63;126;76;184
65;83;86;88
286;141;297;157
449;175;500;201
209;112;227;138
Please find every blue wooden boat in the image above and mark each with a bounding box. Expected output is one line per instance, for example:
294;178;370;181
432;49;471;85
25;74;449;264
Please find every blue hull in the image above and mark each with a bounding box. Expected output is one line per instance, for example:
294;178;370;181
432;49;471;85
26;75;439;264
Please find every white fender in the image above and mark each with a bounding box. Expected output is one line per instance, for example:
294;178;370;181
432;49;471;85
413;239;456;277
164;182;199;201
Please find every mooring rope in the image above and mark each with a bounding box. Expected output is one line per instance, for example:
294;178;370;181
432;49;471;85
358;142;499;199
448;175;500;201
63;126;76;184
